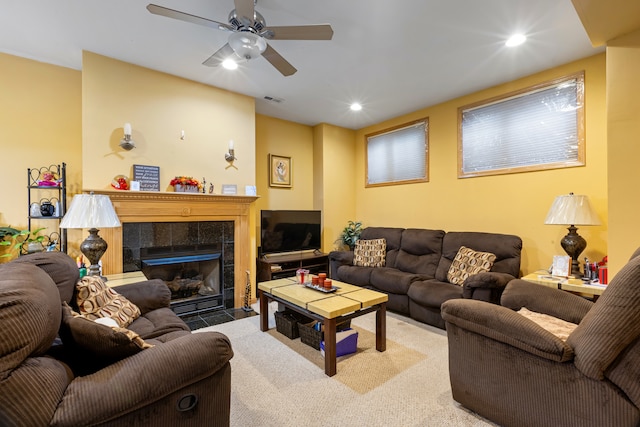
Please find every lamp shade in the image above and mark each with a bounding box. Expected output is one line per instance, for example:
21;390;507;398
59;193;121;229
544;194;600;226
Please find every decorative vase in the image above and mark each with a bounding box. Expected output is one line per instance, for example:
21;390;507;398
26;241;44;254
174;184;199;193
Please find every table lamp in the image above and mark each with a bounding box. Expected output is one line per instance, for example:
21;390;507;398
544;193;600;277
60;192;121;277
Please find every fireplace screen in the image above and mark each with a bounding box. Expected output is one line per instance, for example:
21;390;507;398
142;253;221;300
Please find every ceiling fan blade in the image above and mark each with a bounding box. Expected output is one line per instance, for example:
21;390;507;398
147;4;233;32
262;44;297;76
265;25;334;40
233;0;255;26
202;43;236;67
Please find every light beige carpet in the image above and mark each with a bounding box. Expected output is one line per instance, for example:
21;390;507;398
266;325;427;394
196;304;496;427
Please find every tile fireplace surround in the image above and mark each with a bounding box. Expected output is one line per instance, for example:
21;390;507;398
88;189;258;308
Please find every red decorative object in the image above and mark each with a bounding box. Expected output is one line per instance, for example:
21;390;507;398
170;176;202;192
111;175;129;190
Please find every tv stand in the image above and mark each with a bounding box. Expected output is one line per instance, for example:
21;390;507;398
257;251;329;283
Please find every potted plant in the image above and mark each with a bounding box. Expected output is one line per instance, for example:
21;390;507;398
336;220;363;251
0;227;47;258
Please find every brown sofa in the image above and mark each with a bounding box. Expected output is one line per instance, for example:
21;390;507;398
0;252;233;427
441;249;640;427
329;227;522;329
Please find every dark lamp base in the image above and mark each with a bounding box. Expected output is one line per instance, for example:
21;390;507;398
560;225;587;278
80;228;108;277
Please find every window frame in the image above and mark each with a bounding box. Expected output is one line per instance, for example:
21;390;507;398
457;71;585;178
365;118;429;188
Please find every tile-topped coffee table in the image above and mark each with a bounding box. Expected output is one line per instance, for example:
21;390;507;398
258;277;388;376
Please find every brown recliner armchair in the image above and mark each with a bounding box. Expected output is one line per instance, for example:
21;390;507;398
441;250;640;427
0;252;233;427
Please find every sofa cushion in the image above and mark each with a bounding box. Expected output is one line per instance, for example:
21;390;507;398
0;263;61;373
568;254;640;380
353;238;386;267
436;232;522;282
407;279;463;309
128;307;191;340
59;303;153;372
336;265;374;287
447;246;496;286
394;229;445;275
12;251;80;304
370;267;422;295
75;275;141;328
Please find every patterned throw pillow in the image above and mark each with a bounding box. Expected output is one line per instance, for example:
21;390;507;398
353;238;387;267
75;275;141;328
447;246;496;286
59;303;153;373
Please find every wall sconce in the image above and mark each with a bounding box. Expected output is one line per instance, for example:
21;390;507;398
120;123;135;150
225;139;236;163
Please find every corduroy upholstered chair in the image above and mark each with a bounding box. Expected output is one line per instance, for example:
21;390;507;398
441;249;640;427
0;252;233;427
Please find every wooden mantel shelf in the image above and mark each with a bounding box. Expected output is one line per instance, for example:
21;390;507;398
84;189;259;308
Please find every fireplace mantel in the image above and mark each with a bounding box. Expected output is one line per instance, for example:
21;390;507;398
86;189;258;308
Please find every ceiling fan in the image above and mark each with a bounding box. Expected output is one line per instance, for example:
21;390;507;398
147;0;333;76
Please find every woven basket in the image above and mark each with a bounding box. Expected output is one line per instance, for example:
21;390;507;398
274;310;300;339
299;319;351;350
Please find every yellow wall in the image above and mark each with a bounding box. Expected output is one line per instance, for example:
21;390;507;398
0;53;82;260
0;50;612;279
255;114;315;247
313;123;357;251
354;54;608;275
606;29;640;274
82;51;255;192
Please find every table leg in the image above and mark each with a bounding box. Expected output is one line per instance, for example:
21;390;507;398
259;290;269;332
325;317;337;376
376;302;386;352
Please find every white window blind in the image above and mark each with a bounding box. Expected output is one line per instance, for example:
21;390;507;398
366;119;428;186
459;72;584;178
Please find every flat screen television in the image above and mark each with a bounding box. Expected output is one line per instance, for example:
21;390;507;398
260;210;321;255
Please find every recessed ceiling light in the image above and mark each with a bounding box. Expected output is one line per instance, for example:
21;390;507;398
350;103;362;111
505;34;526;47
222;58;238;70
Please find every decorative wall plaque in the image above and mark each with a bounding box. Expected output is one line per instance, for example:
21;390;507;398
132;164;160;191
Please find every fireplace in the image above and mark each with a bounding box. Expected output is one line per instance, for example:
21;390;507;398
123;220;234;316
87;190;258;310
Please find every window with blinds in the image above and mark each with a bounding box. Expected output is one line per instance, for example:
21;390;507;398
366;119;428;187
458;71;585;178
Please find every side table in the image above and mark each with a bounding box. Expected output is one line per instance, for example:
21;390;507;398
521;272;605;301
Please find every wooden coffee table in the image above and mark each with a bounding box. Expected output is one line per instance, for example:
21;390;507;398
258;277;388;376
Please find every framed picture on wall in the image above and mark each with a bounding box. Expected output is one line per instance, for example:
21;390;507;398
269;154;292;188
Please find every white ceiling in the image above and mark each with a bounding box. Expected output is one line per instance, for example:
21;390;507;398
0;0;603;130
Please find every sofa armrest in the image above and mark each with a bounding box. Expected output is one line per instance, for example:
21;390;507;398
462;272;514;297
441;299;574;363
501;279;593;324
52;331;233;426
329;250;354;279
111;279;171;315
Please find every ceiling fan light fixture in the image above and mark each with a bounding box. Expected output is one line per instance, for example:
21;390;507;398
222;58;239;70
228;31;267;60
